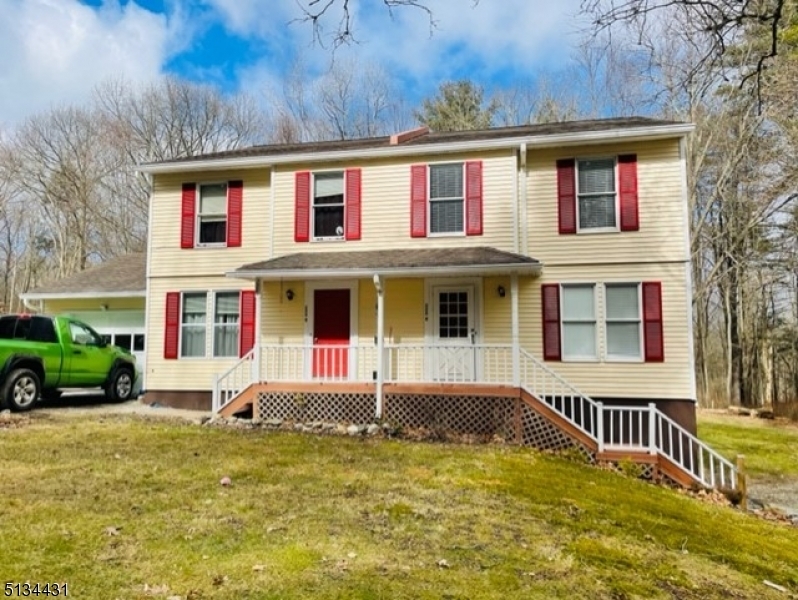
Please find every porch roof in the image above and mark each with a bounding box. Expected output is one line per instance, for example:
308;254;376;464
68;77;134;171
228;247;541;280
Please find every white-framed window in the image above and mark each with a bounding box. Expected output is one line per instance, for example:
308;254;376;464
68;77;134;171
180;292;207;357
605;283;642;360
429;162;464;235
561;284;597;360
198;183;227;245
313;171;345;240
213;292;240;357
577;158;617;231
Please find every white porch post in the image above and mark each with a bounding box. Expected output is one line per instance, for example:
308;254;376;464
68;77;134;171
511;273;520;387
374;274;385;419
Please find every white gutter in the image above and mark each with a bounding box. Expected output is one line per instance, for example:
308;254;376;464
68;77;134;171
139;124;695;174
512;146;519;254
19;290;146;301
226;262;542;281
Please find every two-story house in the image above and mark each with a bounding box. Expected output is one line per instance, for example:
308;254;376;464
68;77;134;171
138;118;736;489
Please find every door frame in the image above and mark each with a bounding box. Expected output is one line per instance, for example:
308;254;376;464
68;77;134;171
304;280;360;380
424;277;483;381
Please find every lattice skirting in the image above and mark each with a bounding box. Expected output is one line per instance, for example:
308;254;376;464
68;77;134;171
519;403;596;463
383;394;516;437
256;391;377;424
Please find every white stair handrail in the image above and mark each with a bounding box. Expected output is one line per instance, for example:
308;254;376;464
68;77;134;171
213;347;256;413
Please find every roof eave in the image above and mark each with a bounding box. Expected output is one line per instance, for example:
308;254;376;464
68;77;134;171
19;290;147;301
226;263;543;281
139;123;694;175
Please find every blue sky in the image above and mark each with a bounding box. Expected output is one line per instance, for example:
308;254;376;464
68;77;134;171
0;0;586;126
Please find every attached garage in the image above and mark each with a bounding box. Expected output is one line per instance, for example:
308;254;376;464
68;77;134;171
19;253;148;390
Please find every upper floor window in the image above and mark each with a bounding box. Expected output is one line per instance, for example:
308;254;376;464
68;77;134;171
180;181;243;249
198;183;228;245
429;163;464;235
556;155;638;234
577;159;616;231
295;170;361;243
313;172;345;240
410;161;482;238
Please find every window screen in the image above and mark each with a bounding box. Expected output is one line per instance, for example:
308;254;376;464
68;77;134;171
606;284;641;358
429;163;464;234
213;292;240;357
198;184;227;244
313;172;345;239
578;159;616;230
181;293;207;357
561;285;597;359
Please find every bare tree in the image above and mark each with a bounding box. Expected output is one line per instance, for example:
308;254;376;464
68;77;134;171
294;0;467;47
580;0;791;96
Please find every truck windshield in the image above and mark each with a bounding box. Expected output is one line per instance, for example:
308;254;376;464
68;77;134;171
0;316;17;339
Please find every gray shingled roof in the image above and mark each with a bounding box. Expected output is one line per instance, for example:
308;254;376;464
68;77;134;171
150;117;683;167
24;253;146;297
233;247;540;279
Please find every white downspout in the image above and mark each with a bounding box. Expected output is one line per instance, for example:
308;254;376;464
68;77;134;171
511;273;520;387
519;143;529;255
373;274;385;419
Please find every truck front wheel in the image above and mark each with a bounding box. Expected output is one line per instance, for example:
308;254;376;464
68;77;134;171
2;368;41;412
106;367;135;403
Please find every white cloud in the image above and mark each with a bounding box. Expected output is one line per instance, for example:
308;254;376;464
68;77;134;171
0;0;175;126
210;0;586;104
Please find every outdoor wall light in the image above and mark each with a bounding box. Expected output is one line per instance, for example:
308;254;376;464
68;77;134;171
285;289;295;301
497;285;506;298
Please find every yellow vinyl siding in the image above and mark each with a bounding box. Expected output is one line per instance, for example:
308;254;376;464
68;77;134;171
527;139;687;265
149;169;271;278
146;276;254;391
271;151;516;256
482;276;511;344
43;297;145;313
516;263;692;400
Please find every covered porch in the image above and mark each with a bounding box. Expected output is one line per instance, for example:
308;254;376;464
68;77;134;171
220;246;541;415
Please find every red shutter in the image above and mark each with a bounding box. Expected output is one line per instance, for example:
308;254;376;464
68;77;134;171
643;282;664;362
227;180;243;247
294;171;311;242
465;160;483;236
410;164;427;238
556;159;576;234
239;290;256;357
345;168;361;240
618;154;639;231
180;183;196;248
542;284;561;361
164;292;180;359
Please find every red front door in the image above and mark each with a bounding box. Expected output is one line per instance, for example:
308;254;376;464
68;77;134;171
313;289;350;378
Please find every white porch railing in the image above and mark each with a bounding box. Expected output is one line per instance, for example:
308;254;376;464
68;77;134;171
212;343;739;490
384;344;514;384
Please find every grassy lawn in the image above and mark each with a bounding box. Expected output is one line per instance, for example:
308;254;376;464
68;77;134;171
698;411;798;479
1;414;797;599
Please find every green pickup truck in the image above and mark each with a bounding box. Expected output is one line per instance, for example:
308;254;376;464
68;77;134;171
0;314;138;411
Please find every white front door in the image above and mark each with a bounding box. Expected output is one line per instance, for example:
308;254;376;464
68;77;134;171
430;285;477;382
